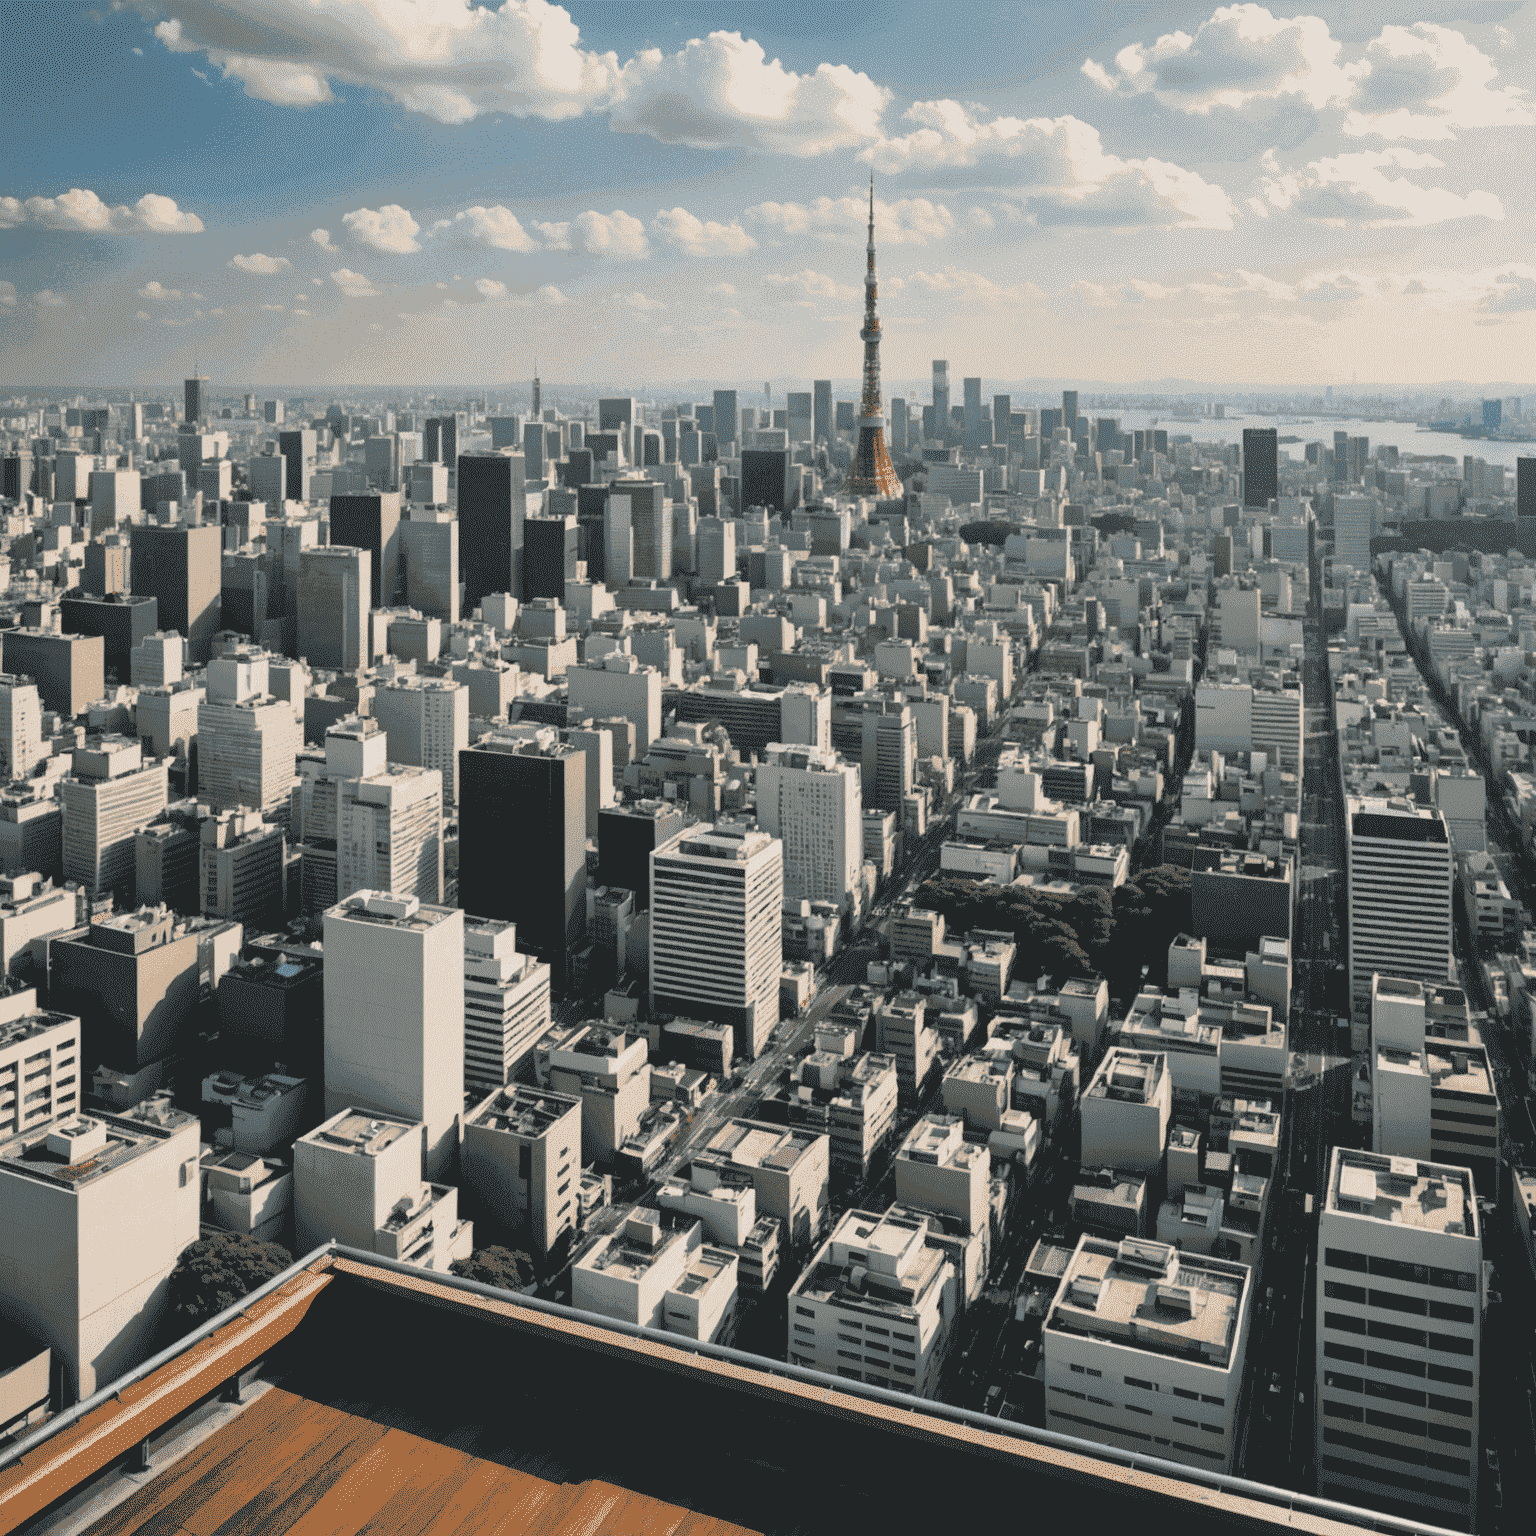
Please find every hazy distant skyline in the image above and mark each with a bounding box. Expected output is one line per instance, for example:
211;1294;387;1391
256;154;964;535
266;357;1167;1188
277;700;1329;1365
2;1;1533;388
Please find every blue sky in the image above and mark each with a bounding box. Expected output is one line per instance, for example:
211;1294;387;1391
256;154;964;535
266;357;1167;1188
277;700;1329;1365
1;0;1532;388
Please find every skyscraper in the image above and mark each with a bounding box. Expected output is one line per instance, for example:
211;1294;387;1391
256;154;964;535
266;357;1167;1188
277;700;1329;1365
1518;457;1536;521
531;364;541;419
184;376;206;425
327;492;401;610
399;508;459;623
861;699;914;812
276;428;316;503
457;451;526;610
523;514;578;599
0;676;44;782
457;732;586;989
373;676;468;804
197;656;302;818
962;377;983;452
813;379;832;444
1348;798;1453;1023
931;361;949;443
424;415;458;466
845;179;902;498
650;823;783;1062
712;388;738;450
297;546;369;670
1061;389;1078;443
1333;429;1350;483
322;890;465;1181
755;743;862;911
1242;427;1278;509
129;523;222;666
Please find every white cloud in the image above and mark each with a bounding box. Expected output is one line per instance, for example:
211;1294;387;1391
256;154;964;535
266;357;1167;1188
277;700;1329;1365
228;252;292;274
310;228;339;252
762;269;843;305
474;277;507;297
330;267;381;297
0;281;16;311
610;31;888;155
342;204;421;254
748;194;956;245
292;307;312;316
34;290;67;307
136;308;150;320
1344;23;1535;140
905;268;1045;304
708;282;737;296
0;187;202;233
538;284;567;306
438;205;539;252
138;280;183;300
1081;5;1358;113
616;290;665;311
312;277;323;287
534;210;649;259
651;207;756;257
1297;269;1376;302
1256;147;1502;226
144;1;613;121
261;303;286;312
863;111;1237;230
136;3;895;156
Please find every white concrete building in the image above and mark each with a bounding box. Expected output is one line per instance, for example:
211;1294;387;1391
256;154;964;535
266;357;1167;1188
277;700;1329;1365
1348;800;1453;1024
893;1113;990;1235
461;1084;581;1258
1081;1050;1171;1175
462;918;551;1095
567;654;663;755
322;891;465;1181
1315;1148;1483;1528
650;823;782;1062
0;989;80;1140
0;1095;200;1402
372;676;469;805
293;1106;472;1271
755;742;862;911
1043;1234;1253;1474
787;1206;958;1397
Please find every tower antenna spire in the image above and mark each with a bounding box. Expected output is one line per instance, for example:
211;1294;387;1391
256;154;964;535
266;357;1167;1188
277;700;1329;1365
845;170;901;499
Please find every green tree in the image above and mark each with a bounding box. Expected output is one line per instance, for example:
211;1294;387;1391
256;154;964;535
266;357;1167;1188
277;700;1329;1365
451;1245;535;1292
958;520;1014;547
167;1231;292;1327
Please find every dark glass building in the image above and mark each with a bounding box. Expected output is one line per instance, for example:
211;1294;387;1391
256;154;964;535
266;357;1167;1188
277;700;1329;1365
457;451;526;609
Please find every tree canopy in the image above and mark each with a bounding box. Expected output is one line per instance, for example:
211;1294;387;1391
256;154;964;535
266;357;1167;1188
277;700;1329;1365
451;1245;536;1293
167;1231;292;1327
912;863;1192;998
958;520;1015;548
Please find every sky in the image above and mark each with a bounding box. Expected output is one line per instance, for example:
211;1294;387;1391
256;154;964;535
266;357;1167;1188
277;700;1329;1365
1;0;1533;391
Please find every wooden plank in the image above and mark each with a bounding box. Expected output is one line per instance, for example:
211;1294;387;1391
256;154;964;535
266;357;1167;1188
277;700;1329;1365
351;1443;477;1536
421;1461;554;1536
282;1426;435;1536
76;1391;299;1536
207;1402;391;1536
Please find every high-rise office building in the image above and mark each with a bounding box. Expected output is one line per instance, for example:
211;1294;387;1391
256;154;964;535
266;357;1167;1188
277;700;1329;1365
461;1083;578;1258
60;737;169;899
597;801;689;908
755;742;862;911
1334;494;1375;569
488;416;521;451
741;449;790;513
1516;457;1535;521
458;732;586;989
523;515;577;600
607;479;670;582
262;399;284;425
786;391;813;445
1348;798;1453;1023
129;524;221;665
1062;389;1078;442
322;890;465;1181
184;376;206;425
373;677;468;804
337;762;443;906
423;415;458;466
697;516;737;584
993;394;1011;449
197;660;301;818
460;920;551;1096
457;451;526;610
399;508;459;623
276;428;316;503
1315;1147;1483;1528
813;380;832;444
1242;427;1278;509
889;398;908;456
1333;429;1350;483
297;546;369;670
861;700;914;812
932;361;949;440
651;823;783;1062
248;453;286;512
328;492;401;609
0;676;44;782
712;389;738;449
962;377;982;452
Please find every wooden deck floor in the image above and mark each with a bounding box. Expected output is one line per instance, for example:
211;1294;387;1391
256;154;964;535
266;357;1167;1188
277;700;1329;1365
78;1386;760;1536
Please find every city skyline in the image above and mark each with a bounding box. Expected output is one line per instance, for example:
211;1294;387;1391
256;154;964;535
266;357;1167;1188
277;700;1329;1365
2;1;1534;388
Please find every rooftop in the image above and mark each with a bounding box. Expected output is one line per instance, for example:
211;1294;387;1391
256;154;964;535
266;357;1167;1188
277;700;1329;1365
1325;1149;1478;1236
0;1099;195;1189
471;1086;581;1137
326;890;458;932
304;1110;418;1159
1046;1235;1248;1370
